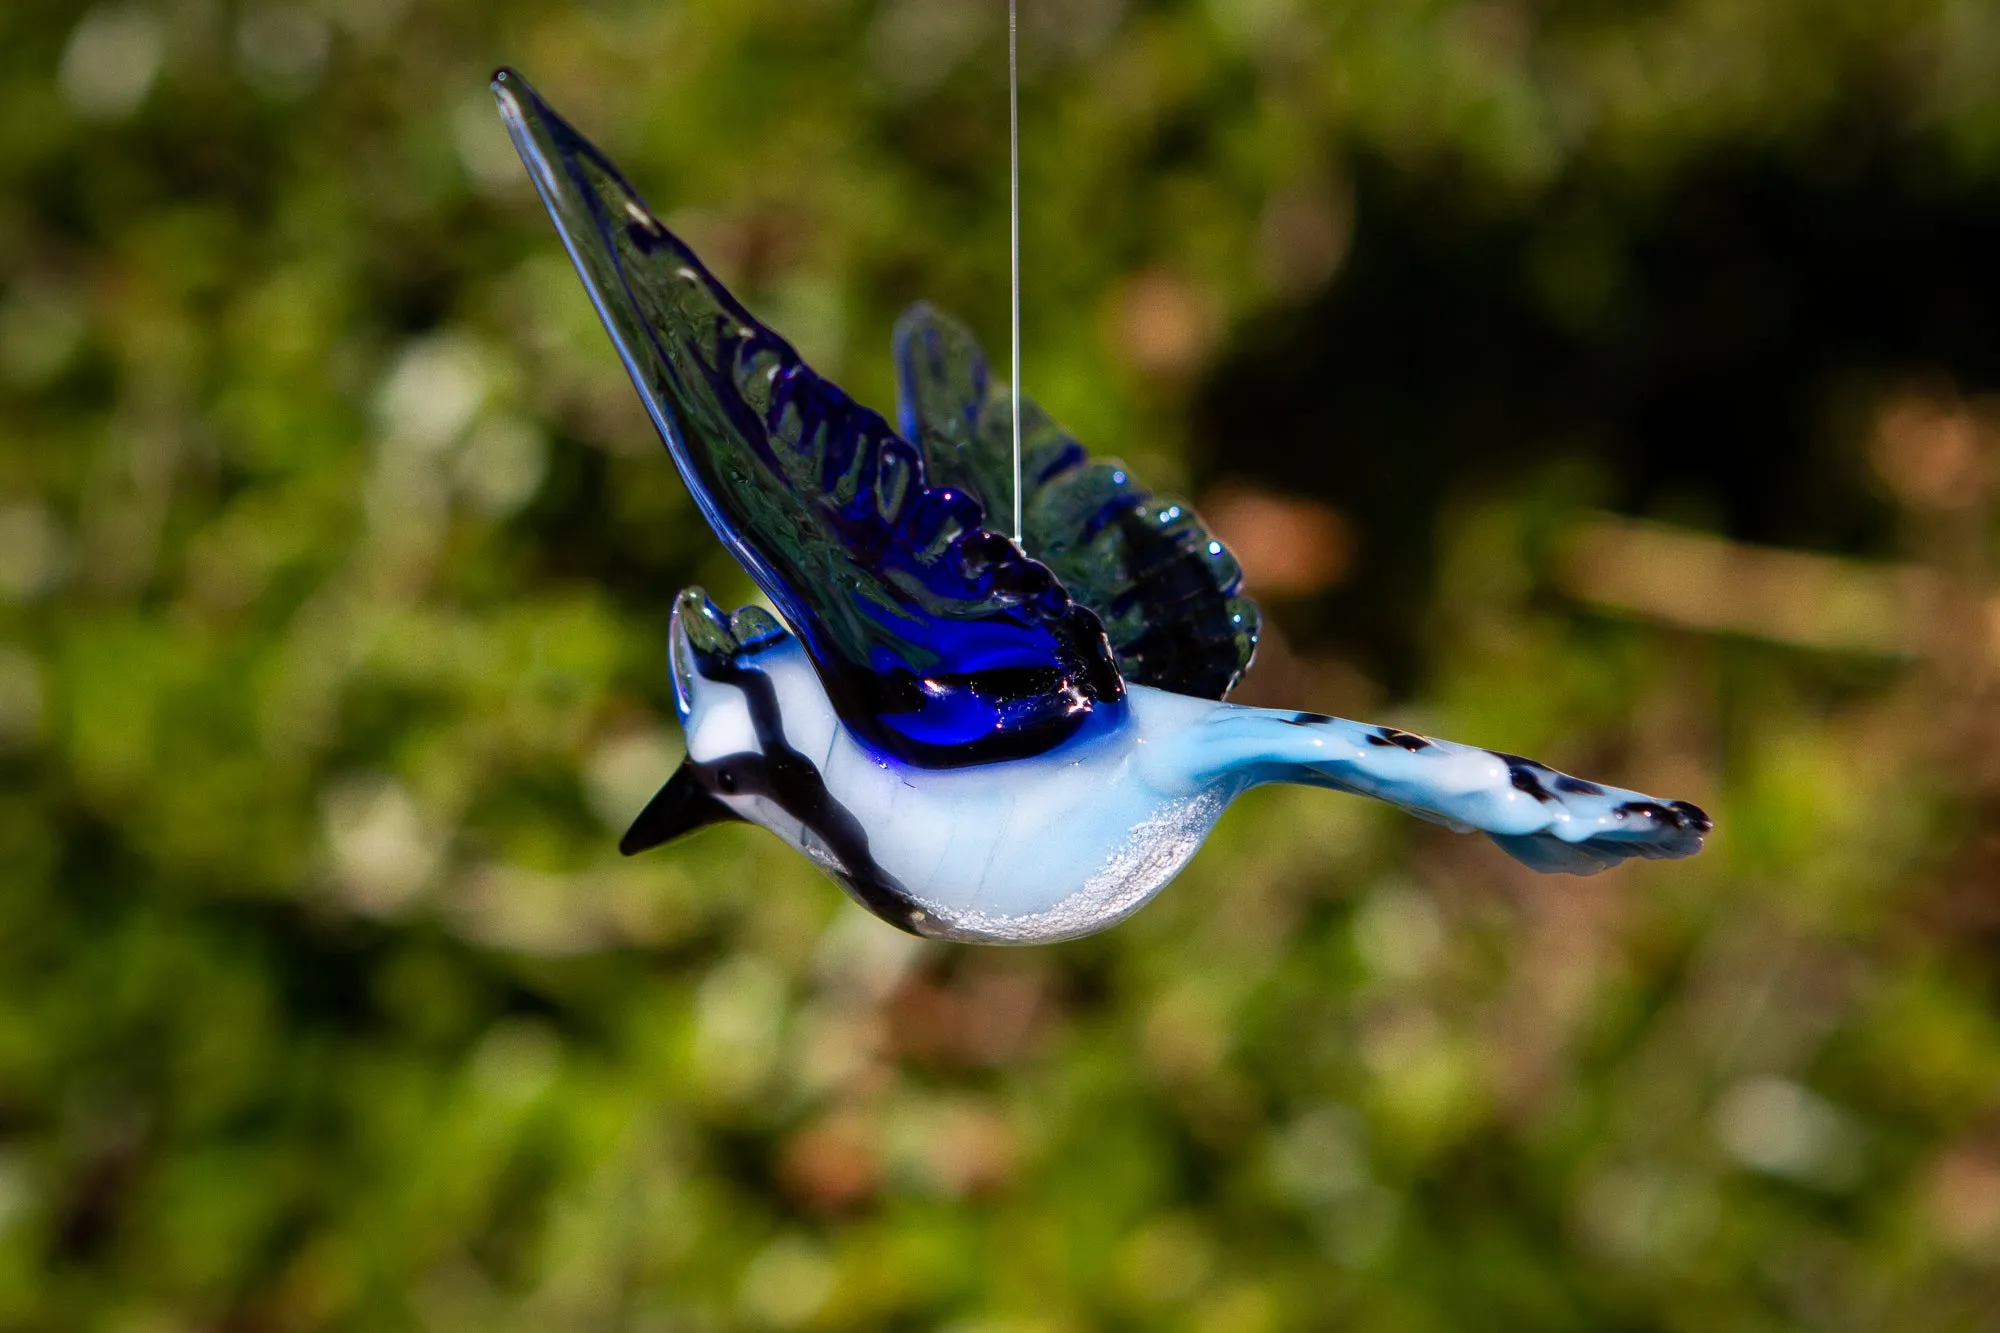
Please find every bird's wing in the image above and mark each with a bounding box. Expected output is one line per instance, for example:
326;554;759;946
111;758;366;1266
1192;707;1711;873
494;71;1124;768
894;305;1261;701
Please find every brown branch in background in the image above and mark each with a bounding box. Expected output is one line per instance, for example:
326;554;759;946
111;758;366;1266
1553;513;1954;660
1558;386;1999;706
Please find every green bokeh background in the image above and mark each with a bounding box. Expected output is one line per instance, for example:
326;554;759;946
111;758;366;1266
6;1;2000;1328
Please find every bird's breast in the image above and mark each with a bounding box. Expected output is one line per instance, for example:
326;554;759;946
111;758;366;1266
695;647;1234;942
801;691;1231;943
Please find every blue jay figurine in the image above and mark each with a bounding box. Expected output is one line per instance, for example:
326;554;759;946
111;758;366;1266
492;69;1712;944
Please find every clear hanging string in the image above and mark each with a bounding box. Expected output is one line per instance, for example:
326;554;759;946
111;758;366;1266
1009;0;1023;544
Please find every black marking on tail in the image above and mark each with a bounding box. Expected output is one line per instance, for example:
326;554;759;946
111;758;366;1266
1616;798;1712;833
1508;764;1556;802
1369;727;1432;751
1493;750;1605;803
1667;799;1713;832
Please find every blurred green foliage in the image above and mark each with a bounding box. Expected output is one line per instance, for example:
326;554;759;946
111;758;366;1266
6;0;2000;1329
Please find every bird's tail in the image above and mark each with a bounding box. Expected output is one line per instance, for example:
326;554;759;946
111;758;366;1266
1190;706;1711;874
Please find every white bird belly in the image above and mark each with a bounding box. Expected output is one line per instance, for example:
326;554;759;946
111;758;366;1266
683;637;1235;943
813;687;1230;943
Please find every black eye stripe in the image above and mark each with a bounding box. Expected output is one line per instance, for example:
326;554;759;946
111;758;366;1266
691;661;928;936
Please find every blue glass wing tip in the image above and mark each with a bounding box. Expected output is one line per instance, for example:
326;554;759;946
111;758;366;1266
1488;797;1712;875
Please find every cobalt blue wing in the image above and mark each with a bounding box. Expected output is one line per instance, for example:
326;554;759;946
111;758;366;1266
894;304;1261;701
493;70;1125;768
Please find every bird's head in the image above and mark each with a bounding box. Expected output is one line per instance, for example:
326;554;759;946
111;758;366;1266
620;587;793;856
666;587;787;728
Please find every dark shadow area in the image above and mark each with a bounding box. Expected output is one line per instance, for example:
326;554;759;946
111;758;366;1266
1196;141;2000;690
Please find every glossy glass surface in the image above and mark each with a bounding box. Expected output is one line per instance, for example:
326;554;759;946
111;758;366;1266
657;592;1709;942
495;68;1710;939
896;305;1261;699
494;69;1123;769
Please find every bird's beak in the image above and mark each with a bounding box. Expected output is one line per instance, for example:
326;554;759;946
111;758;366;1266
619;761;741;856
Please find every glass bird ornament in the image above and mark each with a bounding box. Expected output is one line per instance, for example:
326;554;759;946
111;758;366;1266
491;69;1713;944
